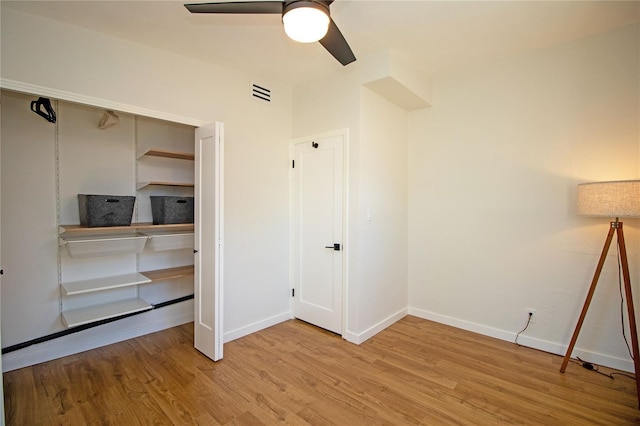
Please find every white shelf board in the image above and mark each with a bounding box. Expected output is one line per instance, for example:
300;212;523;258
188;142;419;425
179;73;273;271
59;223;194;235
62;272;152;296
143;232;194;251
141;265;194;282
62;298;152;328
138;148;194;161
60;234;148;258
136;181;194;190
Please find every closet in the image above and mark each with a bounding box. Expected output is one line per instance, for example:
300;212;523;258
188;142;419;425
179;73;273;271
57;106;196;327
0;90;222;368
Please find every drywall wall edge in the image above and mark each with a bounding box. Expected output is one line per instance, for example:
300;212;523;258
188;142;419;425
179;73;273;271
223;311;291;343
357;50;432;110
344;307;408;345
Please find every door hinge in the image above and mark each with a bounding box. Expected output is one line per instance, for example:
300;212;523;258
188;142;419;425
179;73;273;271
292;160;295;168
292;288;295;297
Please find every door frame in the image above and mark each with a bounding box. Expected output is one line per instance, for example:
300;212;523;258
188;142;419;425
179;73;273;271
290;128;349;337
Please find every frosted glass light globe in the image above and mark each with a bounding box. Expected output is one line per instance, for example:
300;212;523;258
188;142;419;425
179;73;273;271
283;7;330;43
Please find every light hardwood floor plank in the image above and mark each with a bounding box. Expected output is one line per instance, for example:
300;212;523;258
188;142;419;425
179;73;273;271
4;316;640;425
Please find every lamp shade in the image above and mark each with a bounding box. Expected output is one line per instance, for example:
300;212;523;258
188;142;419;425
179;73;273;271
577;180;640;218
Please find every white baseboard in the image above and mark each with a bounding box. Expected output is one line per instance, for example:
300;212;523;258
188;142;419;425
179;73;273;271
2;301;194;372
408;306;634;373
223;311;291;343
8;301;631;374
345;307;408;344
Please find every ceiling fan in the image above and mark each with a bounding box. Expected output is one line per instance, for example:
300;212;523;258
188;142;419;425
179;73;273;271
184;1;356;66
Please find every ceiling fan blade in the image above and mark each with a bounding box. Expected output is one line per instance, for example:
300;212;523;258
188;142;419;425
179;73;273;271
185;1;284;14
319;18;356;66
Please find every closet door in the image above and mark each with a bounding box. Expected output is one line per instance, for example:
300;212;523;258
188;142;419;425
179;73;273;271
0;100;5;425
194;122;224;361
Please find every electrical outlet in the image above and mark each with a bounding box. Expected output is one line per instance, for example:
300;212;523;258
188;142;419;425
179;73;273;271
526;308;536;324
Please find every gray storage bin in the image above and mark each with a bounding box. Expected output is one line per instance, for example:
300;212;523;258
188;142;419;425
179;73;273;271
150;196;194;225
78;194;136;227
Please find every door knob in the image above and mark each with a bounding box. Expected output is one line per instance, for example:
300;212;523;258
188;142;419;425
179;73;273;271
324;243;341;251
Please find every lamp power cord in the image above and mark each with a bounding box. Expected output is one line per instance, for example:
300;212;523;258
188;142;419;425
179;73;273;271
515;312;533;346
617;240;634;360
573;357;635;381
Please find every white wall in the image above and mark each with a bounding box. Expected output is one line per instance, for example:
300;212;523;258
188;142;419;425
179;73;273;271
1;7;292;368
408;23;640;371
357;87;409;333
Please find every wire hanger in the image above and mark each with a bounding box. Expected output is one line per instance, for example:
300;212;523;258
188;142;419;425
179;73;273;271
30;97;56;123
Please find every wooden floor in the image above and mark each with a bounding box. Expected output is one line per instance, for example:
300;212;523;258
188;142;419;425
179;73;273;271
4;316;640;425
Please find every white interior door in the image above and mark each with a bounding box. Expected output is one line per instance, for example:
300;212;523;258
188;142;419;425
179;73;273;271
293;134;344;334
194;122;223;361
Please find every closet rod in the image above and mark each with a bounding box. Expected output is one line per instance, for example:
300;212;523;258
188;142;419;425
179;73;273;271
2;294;194;355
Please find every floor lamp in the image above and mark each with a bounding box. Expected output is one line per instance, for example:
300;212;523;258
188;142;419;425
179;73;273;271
560;180;640;408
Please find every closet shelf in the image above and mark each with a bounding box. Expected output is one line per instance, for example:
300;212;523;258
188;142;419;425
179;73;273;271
60;234;148;258
143;231;194;251
61;267;194;296
141;265;195;282
138;148;194;161
61;272;152;296
62;298;152;328
59;223;194;235
137;181;194;190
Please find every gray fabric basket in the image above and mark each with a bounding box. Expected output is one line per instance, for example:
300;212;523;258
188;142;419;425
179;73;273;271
78;194;135;227
150;196;194;225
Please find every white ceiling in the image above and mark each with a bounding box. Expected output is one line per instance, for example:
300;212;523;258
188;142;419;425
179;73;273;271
4;1;639;86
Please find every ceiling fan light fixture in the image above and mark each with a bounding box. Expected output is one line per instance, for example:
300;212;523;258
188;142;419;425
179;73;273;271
283;3;330;43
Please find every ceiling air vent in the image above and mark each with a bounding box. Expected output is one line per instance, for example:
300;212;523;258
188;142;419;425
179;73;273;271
252;83;271;103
